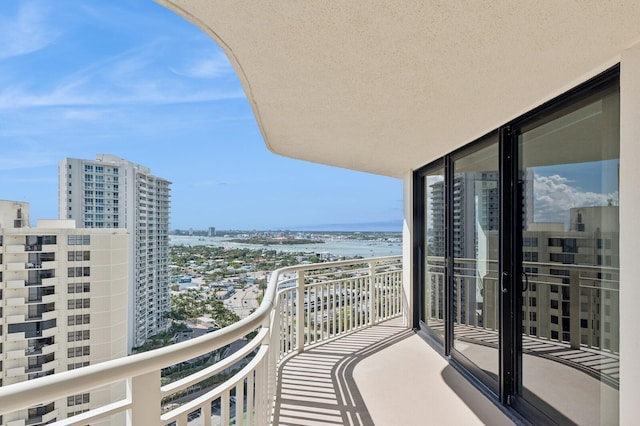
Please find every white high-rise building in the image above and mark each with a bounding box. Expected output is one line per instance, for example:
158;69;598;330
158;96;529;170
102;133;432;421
0;200;128;425
59;154;171;350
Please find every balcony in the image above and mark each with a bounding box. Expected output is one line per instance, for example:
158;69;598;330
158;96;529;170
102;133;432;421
0;256;509;425
26;339;57;356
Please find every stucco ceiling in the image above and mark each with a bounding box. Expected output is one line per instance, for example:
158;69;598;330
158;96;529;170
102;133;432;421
158;0;640;178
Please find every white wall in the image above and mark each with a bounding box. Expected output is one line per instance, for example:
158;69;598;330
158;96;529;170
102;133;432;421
619;41;640;425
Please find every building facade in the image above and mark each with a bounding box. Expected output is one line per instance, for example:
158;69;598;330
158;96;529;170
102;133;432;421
59;155;171;350
0;201;128;425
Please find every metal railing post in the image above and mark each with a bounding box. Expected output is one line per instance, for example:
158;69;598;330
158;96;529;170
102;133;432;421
570;269;581;350
296;270;306;352
369;260;377;326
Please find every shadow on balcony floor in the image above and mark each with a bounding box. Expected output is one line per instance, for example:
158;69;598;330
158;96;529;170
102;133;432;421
273;319;413;426
274;318;515;426
430;322;619;389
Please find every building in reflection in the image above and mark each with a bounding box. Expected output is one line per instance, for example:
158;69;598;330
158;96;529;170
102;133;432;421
428;167;619;353
521;205;619;352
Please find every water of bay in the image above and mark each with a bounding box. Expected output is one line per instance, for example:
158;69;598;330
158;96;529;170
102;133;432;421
169;235;402;258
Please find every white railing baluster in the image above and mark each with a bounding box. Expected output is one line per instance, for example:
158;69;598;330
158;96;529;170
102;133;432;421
235;382;243;426
296;271;305;352
203;399;212;426
336;283;342;337
128;370;161;426
369;261;376;325
246;372;254;425
347;279;357;330
303;284;314;344
360;275;363;328
333;282;346;334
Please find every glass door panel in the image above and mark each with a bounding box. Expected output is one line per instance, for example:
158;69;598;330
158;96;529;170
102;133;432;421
421;168;446;339
452;138;500;388
517;87;619;425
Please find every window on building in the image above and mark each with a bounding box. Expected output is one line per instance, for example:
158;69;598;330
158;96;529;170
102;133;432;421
28;402;55;420
41;236;57;245
68;235;90;245
67;299;90;310
68;251;90;261
68;347;90;358
67;393;90;407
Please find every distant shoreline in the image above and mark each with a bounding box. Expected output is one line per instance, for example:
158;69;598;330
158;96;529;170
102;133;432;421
226;238;322;245
169;235;402;258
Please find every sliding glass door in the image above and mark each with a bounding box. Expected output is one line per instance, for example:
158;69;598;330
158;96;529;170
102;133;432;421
419;165;446;342
450;136;500;392
514;79;619;425
416;67;619;424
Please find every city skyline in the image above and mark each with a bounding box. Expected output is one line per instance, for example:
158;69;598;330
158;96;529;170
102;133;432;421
0;1;402;231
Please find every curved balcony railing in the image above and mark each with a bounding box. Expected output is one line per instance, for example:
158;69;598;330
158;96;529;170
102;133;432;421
0;255;403;425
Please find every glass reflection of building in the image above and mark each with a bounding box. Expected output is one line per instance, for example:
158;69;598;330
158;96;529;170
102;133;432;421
419;75;620;424
429;172;499;327
429;171;619;353
520;205;619;352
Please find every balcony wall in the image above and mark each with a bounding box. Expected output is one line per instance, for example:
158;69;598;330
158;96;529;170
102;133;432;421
6;280;25;289
6;262;25;271
6;244;25;253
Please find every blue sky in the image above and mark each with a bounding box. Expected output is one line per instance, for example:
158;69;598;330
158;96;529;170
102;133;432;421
0;1;403;231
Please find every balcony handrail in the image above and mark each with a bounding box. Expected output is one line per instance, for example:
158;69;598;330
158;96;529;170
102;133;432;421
0;255;403;424
426;255;619;273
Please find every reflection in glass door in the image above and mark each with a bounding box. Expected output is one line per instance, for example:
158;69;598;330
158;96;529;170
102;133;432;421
451;137;500;390
421;167;446;340
517;86;619;424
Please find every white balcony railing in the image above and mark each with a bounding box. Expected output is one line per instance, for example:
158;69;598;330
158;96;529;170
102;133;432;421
0;256;403;425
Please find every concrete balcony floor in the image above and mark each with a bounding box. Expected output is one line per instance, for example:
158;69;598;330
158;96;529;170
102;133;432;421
274;318;513;425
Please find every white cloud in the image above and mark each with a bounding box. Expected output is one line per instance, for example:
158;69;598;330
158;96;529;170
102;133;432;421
0;151;59;171
0;73;245;110
169;54;234;79
58;108;104;121
0;3;60;60
533;174;618;223
0;40;245;110
196;180;233;187
0;176;56;184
